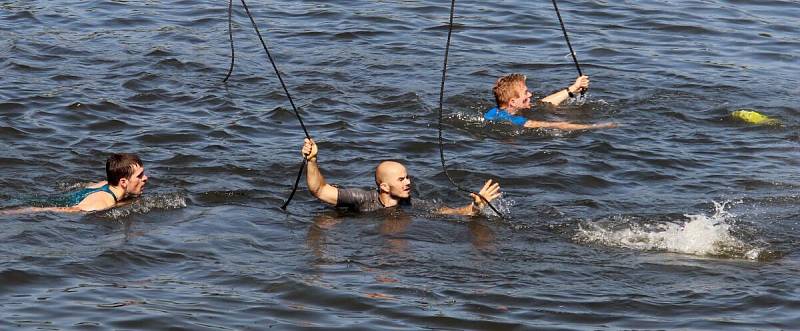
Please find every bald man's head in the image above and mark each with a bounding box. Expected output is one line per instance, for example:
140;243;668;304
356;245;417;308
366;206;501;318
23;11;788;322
375;160;412;199
375;160;403;185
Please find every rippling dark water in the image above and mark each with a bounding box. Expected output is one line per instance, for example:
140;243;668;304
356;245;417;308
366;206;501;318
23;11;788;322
2;0;799;329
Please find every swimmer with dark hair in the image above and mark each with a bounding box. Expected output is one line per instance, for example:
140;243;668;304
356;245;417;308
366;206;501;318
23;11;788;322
2;153;148;214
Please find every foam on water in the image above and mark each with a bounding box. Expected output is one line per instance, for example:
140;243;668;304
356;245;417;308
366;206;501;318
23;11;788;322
447;112;485;123
478;196;515;219
574;201;765;260
101;192;187;219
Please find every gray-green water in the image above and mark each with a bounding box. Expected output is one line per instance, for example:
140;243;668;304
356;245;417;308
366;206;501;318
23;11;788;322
1;0;799;329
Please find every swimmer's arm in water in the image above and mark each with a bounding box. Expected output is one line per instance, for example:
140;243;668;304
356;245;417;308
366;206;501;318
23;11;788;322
0;206;83;215
303;138;339;205
541;75;589;106
438;179;501;216
0;191;117;215
524;120;617;131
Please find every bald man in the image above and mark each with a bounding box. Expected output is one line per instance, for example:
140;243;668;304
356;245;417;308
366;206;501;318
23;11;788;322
302;138;501;215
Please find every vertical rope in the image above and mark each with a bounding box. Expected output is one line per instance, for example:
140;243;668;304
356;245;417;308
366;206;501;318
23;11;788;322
437;0;504;218
228;0;311;209
551;0;583;77
239;0;310;138
223;0;235;82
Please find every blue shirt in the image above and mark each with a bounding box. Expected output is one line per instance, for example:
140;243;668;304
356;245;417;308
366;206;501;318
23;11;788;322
484;107;528;126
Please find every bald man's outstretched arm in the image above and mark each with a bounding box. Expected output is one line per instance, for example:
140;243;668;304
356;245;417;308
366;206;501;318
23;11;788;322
438;179;501;216
303;138;339;205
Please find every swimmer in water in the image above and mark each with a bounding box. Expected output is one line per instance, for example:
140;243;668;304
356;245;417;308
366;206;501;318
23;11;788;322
2;153;148;214
302;138;501;215
484;73;617;130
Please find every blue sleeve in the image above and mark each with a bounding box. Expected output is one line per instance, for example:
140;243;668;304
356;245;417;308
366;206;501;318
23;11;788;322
510;115;527;126
484;108;498;121
485;107;527;126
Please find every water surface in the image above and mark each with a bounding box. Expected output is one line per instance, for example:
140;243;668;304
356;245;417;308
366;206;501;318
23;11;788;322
1;0;799;329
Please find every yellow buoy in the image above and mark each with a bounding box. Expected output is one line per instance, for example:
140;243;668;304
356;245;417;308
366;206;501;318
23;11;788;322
730;109;779;125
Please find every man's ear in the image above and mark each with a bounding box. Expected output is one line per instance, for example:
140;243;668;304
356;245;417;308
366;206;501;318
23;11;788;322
118;177;129;190
379;182;389;193
507;97;518;108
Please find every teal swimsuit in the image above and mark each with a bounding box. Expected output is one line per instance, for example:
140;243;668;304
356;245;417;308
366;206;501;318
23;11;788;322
64;184;118;206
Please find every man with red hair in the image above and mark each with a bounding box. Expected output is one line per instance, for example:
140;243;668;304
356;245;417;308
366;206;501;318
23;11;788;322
486;74;616;130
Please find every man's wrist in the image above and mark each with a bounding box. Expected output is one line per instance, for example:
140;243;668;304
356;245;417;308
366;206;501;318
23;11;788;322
470;201;481;213
565;88;575;98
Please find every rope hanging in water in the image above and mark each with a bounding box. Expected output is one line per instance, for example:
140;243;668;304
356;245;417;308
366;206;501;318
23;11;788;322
223;0;235;82
551;0;585;97
223;0;311;209
437;0;504;218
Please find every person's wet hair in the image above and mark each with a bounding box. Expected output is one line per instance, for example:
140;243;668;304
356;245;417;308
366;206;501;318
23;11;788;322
493;73;527;108
106;153;143;185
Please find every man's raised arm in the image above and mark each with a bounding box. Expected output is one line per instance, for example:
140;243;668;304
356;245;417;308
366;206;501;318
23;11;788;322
541;75;589;106
303;138;339;205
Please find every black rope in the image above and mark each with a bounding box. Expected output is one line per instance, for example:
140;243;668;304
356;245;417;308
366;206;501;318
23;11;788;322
239;0;309;139
551;0;582;76
282;157;307;209
230;0;311;209
437;0;503;218
223;0;235;82
551;0;586;98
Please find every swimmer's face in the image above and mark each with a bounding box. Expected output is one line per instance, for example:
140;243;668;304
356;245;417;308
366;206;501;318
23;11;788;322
377;162;412;199
388;169;412;199
509;82;533;111
122;165;148;196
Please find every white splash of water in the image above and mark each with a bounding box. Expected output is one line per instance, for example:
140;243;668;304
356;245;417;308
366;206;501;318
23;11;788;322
574;201;764;260
569;93;588;106
479;195;514;218
447;112;485;123
102;192;187;219
57;181;96;192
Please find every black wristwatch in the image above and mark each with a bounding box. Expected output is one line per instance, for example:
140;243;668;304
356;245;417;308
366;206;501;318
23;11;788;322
566;88;575;98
